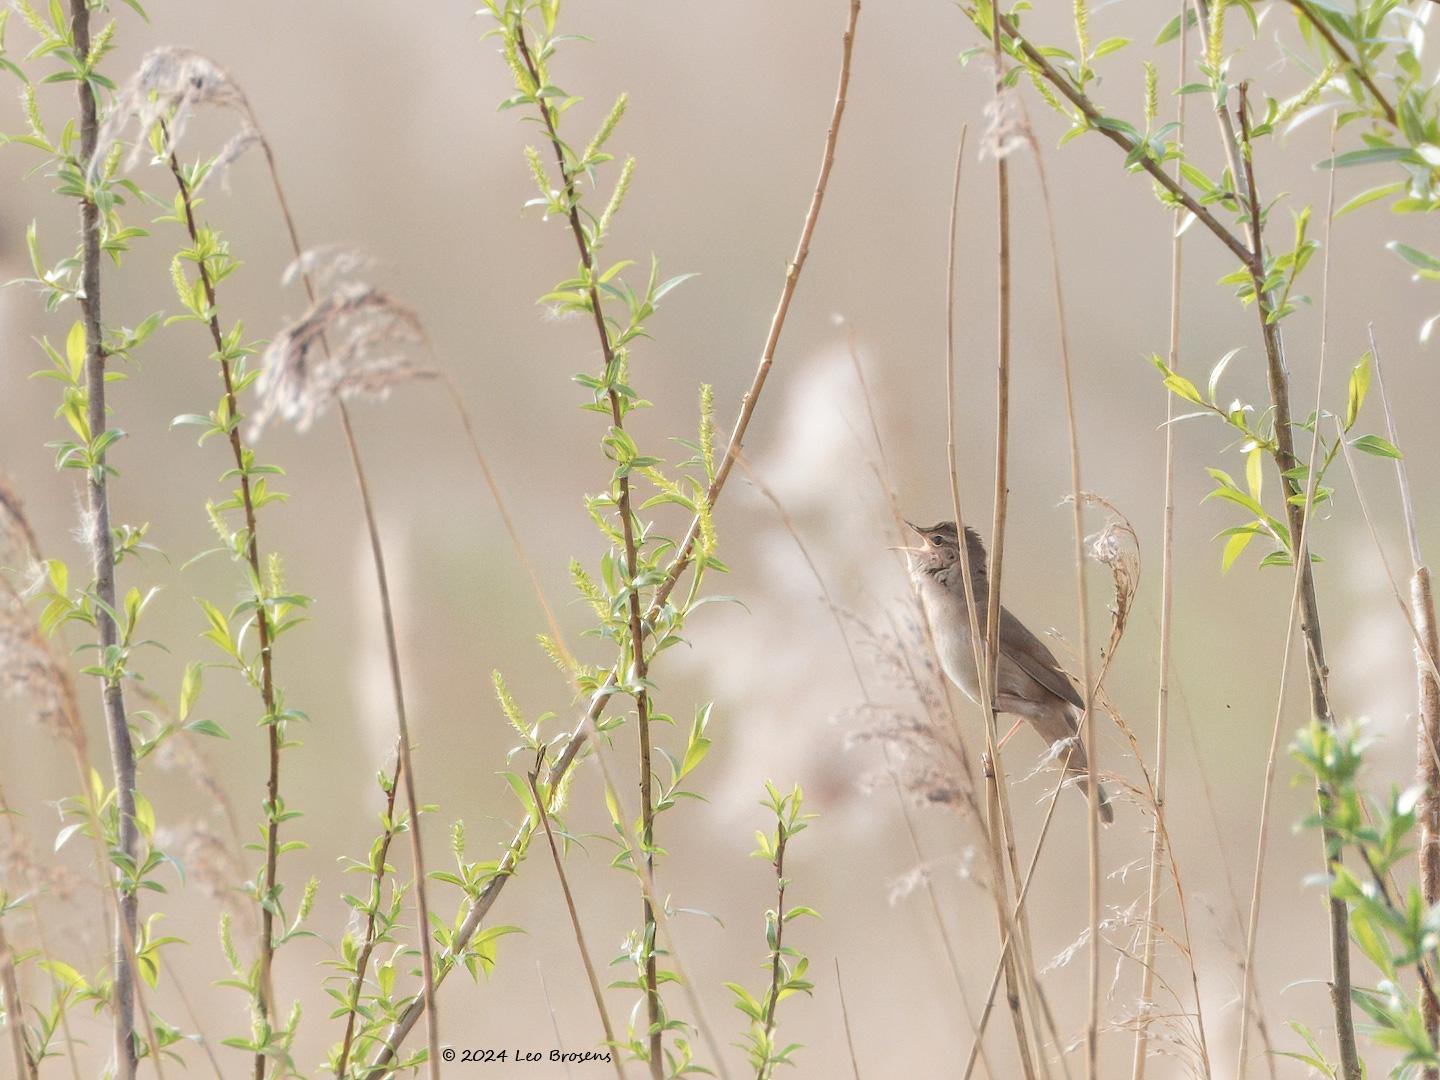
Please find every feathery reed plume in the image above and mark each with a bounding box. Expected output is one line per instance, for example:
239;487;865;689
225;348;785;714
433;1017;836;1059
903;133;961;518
250;284;434;437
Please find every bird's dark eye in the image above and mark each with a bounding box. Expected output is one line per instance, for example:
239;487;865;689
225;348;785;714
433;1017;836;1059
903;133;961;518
931;535;945;546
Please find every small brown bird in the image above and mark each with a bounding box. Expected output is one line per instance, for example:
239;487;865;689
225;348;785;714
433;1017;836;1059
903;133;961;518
906;520;1113;823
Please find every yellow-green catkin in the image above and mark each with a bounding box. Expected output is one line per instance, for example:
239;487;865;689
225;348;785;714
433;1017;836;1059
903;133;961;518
1206;0;1225;73
569;558;609;620
298;875;319;921
219;912;239;974
491;670;527;740
597;156;635;243
1144;61;1158;127
699;383;716;482
451;818;466;862
267;551;285;598
502;33;535;96
1074;0;1090;59
524;145;551;201
1276;61;1337;126
582;496;624;549
584;92;628;164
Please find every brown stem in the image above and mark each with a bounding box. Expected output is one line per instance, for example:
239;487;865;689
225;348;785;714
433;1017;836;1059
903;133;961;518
67;3;139;1075
757;831;788;1080
333;753;402;1077
524;768;626;1080
0;920;33;1080
1370;328;1440;1073
166;151;285;1079
1284;0;1397;126
508;24;662;1073
1225;90;1358;1080
992;11;1252;265
361;4;860;1067
989;7;1358;1070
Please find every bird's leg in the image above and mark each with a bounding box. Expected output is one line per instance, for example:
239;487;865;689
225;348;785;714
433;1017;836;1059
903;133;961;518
997;717;1024;749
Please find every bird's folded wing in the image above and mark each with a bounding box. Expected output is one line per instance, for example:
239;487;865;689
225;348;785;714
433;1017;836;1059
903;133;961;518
999;605;1085;710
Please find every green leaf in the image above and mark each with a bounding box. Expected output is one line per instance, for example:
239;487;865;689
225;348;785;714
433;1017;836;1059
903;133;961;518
1351;434;1402;459
1345;352;1370;430
1222;529;1255;572
178;662;203;723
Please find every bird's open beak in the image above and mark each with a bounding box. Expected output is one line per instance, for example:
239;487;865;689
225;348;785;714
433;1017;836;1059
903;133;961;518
904;519;925;537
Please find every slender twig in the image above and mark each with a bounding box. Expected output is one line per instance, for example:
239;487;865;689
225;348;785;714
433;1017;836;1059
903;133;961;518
757;830;789;1076
1365;327;1439;1076
524;766;626;1080
0;920;33;1080
361;4;860;1069
505;25;664;1070
536;962;576;1080
1133;7;1192;1076
438;375;575;668
991;10;1250;264
166;150;293;1080
0;512;162;1078
1233;114;1342;1080
333;751;402;1077
67;3;138;1074
1284;0;1398;126
835;959;862;1080
979;17;1048;1078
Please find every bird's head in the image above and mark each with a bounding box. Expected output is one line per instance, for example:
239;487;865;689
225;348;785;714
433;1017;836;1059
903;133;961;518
904;520;987;581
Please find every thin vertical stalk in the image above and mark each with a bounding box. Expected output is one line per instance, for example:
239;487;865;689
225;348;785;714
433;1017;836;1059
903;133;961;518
67;2;137;1074
524;770;626;1080
0;920;32;1080
252;132;442;1079
333;751;401;1078
979;15;1044;1077
1022;91;1102;1080
1133;7;1189;1076
165;152;289;1080
835;959;862;1080
1370;329;1440;1075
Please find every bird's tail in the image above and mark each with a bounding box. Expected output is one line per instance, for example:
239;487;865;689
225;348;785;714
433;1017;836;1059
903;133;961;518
1058;715;1114;825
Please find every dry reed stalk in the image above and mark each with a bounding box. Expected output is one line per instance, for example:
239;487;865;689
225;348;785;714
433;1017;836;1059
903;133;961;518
361;3;861;1068
1133;7;1190;1075
1360;328;1440;1075
1018;98;1102;1080
524;770;626;1080
835;959;862;1080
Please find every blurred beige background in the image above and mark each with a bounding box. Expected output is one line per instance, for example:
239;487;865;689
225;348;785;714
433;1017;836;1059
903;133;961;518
3;1;1439;1077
